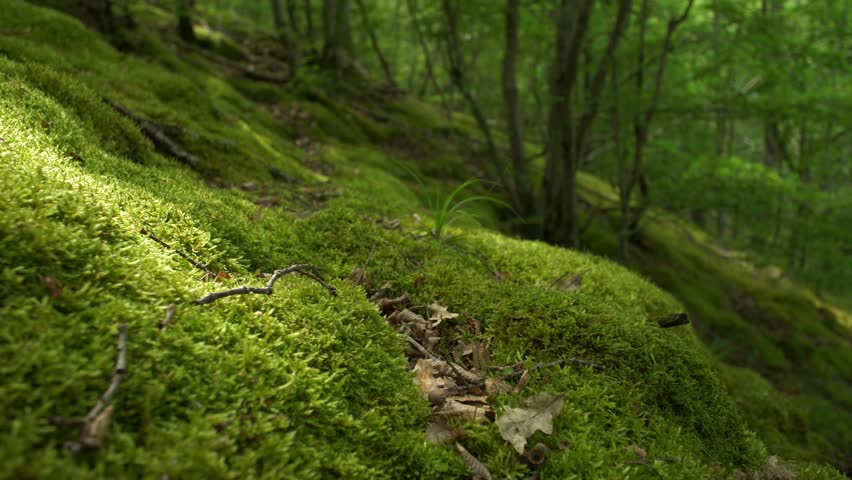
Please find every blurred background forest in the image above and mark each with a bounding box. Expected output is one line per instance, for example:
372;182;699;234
107;0;852;304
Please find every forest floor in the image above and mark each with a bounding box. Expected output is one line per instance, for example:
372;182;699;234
0;2;849;479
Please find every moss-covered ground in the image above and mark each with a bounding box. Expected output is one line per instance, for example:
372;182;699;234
0;1;848;478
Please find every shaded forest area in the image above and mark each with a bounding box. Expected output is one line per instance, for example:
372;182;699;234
1;0;851;478
40;0;852;296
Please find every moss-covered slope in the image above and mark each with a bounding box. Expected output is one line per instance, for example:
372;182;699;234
0;1;846;478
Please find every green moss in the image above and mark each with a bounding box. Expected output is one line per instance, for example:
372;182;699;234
0;2;847;478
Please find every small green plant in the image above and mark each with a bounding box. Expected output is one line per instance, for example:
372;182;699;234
413;175;509;240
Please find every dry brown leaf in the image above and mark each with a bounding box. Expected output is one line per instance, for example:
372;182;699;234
472;339;491;373
496;393;565;453
455;442;492;480
435;396;492;423
425;417;452;443
427;303;459;328
413;359;456;404
485;377;513;395
387;308;426;327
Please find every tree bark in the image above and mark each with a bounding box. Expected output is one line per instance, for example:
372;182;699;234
322;0;353;69
502;0;532;218
441;0;520;210
271;0;301;69
177;0;196;43
304;0;315;40
543;0;631;247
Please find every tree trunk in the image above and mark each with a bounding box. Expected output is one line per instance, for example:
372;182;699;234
177;0;196;43
354;0;397;88
502;0;532;218
322;0;352;69
271;0;301;69
304;0;315;40
544;0;631;247
441;0;519;210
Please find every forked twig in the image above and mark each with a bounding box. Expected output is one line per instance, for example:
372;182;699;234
193;264;336;305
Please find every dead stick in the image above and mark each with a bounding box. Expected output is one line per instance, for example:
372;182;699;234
403;334;474;387
104;99;200;168
86;324;128;421
158;304;176;329
140;229;213;276
194;264;336;305
549;271;573;288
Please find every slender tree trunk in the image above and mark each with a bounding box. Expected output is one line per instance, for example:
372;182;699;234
322;0;352;68
354;0;397;88
271;0;301;69
304;0;315;40
286;0;301;37
502;0;532;218
177;0;196;43
442;0;520;209
617;0;694;258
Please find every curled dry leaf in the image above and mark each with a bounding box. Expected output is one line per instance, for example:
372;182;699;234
435;396;492;423
427;303;459;327
496;393;565;454
513;369;531;395
527;442;550;465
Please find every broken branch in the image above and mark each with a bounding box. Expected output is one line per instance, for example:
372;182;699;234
193;264;336;305
104;98;200;168
158;303;177;329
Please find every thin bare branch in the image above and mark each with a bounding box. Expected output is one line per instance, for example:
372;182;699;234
140;228;213;276
193;264;336;305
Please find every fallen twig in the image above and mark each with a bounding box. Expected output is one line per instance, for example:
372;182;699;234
455;442;492;480
52;324;128;455
503;357;606;381
193;264;336;305
141;228;213;276
104;98;200;168
158;303;176;329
